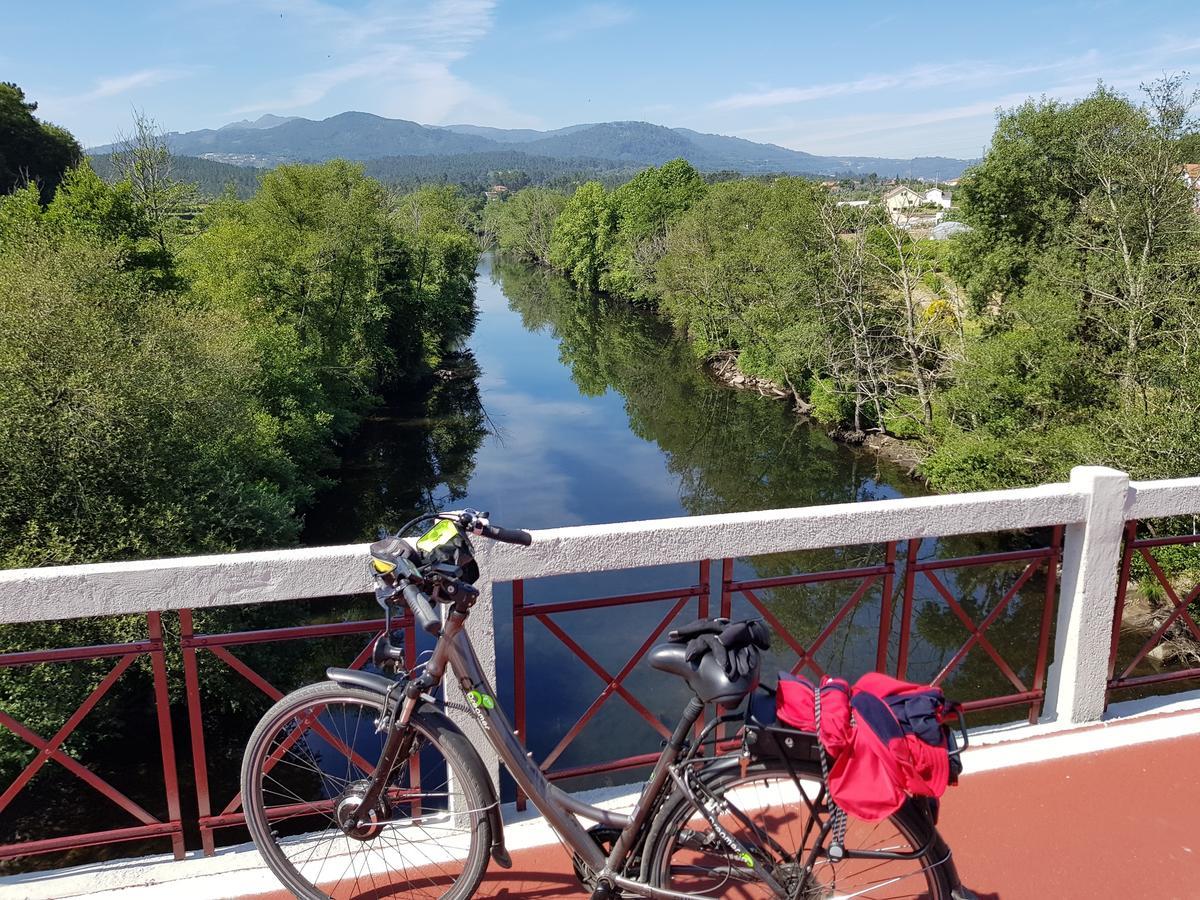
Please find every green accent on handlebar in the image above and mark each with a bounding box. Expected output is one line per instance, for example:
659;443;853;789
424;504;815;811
417;519;458;552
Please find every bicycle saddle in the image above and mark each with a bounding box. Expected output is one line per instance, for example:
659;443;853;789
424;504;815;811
648;617;767;706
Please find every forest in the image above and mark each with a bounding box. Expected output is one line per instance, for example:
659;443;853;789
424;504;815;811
483;78;1200;493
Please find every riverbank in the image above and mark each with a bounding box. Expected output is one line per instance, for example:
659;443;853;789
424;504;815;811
705;350;930;480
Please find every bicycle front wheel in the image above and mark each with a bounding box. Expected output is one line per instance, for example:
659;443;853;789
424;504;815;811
643;759;954;899
241;681;491;900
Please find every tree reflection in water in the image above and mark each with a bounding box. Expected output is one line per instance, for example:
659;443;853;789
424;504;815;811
492;257;1055;745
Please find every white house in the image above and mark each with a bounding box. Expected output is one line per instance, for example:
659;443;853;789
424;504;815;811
883;185;922;214
924;187;953;209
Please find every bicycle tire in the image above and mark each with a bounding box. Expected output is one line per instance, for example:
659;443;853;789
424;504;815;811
241;681;492;900
641;758;954;899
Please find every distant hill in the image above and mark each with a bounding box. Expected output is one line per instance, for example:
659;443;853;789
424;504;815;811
88;113;973;180
436;123;593;144
88;153;262;198
218;114;301;131
362;150;630;189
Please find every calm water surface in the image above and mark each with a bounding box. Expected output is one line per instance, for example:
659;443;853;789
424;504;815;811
306;254;1048;790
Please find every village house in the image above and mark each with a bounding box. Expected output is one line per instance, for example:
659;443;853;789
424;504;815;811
484;184;509;202
924;186;953;209
1183;163;1200;211
883;185;922;214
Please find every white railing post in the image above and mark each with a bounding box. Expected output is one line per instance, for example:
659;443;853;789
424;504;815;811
444;577;502;795
1043;466;1131;724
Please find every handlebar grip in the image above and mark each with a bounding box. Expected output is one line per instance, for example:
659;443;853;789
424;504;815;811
402;583;442;635
483;524;532;546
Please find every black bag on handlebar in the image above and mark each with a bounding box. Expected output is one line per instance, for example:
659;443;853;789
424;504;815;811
413;518;480;584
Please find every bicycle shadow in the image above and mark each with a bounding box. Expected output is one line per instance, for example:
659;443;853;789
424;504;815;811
477;868;588;897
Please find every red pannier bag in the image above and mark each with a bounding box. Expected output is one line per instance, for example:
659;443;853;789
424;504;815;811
776;671;960;821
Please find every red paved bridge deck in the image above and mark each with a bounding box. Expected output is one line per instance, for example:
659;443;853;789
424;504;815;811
245;727;1200;900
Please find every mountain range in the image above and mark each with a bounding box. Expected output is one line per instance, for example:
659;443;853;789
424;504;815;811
90;112;972;180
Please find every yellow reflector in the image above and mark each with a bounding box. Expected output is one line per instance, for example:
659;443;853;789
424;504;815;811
371;558;396;574
416;519;459;552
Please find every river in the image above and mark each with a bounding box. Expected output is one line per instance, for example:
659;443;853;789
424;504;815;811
303;253;1049;789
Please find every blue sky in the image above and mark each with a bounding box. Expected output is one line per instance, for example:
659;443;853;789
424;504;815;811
7;0;1200;156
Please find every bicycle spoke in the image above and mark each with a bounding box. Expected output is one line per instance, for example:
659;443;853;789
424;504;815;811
245;690;487;900
656;768;946;899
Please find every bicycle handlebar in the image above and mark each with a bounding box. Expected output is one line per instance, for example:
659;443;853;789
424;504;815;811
481;523;532;546
402;583;442;635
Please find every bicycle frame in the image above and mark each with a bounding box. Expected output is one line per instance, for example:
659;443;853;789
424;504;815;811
377;605;718;899
348;596;953;898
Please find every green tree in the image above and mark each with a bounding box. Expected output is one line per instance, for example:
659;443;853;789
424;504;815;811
656;178;828;392
392;184;481;363
927;78;1200;489
602;158;707;300
0;83;81;203
482;187;566;264
548;180;614;291
0;206;297;569
182;161;401;476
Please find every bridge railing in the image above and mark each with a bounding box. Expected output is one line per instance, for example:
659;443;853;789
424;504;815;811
2;465;1199;867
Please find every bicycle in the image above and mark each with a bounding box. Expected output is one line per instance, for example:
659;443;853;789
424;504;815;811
241;508;972;899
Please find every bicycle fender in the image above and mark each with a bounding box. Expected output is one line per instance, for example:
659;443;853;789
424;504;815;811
324;668;511;869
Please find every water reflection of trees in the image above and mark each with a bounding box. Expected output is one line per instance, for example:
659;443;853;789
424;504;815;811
303;354;490;544
494;258;1056;720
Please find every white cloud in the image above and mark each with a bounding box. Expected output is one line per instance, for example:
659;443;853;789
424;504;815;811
759;73;1169;157
542;3;635;42
231;0;535;126
53;68;191;108
711;55;1100;111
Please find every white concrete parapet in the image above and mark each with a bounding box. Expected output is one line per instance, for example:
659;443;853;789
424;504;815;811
1;466;1198;731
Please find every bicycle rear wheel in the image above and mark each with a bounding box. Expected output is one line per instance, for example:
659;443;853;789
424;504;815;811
241;681;491;900
643;760;953;899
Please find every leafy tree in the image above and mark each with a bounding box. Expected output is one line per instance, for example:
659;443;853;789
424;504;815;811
0;204;299;569
926;78;1200;489
392;184;481;363
0;83;81;203
182;162;399;475
482;187;566;264
602;158;707;299
656;178;827;392
548;180;614;291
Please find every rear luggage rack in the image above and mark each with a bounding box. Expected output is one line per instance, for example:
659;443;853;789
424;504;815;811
743;685;822;764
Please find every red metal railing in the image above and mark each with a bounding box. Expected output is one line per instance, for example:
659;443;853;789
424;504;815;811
511;562;710;807
720;545;898;676
2;533;1067;864
0;613;184;862
1108;521;1200;696
897;529;1063;723
718;532;1062;724
178;608;410;854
